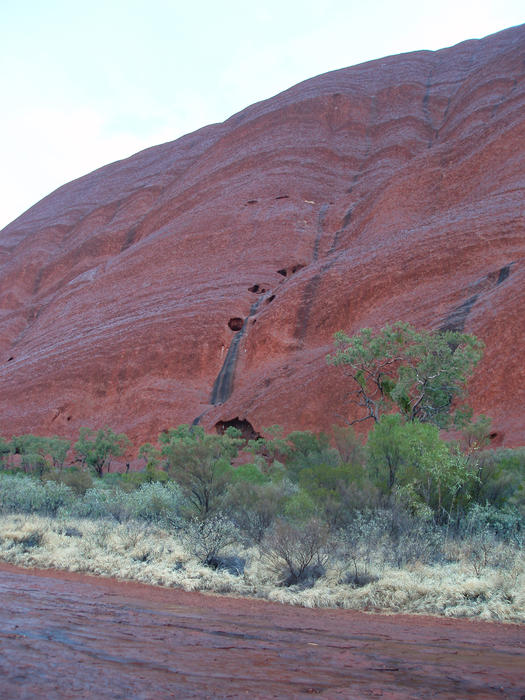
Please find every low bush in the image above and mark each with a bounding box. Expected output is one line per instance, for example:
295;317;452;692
63;481;184;524
46;467;93;496
262;518;330;587
182;514;239;567
0;473;74;516
460;503;523;544
226;480;291;542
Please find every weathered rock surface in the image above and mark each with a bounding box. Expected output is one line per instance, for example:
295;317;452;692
1;25;524;447
1;563;524;698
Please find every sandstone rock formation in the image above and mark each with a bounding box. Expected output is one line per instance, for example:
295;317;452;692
1;25;524;447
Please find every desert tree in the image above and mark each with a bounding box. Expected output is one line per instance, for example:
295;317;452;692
327;322;483;428
160;424;243;518
74;427;130;477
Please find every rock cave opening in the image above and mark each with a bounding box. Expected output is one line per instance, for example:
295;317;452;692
215;418;261;441
277;264;305;278
228;317;244;331
7;357;13;362
266;294;275;304
488;431;505;447
248;284;267;294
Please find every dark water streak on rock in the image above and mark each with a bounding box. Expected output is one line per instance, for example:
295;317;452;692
210;299;261;405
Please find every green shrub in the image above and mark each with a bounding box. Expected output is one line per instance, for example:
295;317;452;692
283;489;317;523
471;448;525;512
0;437;10;467
0;473;74;515
63;481;184;524
161;425;241;517
100;465;169;491
230;462;268;485
74;427;130;477
46;468;93;496
226;480;290;542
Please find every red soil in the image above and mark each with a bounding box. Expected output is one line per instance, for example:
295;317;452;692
0;25;524;447
0;562;523;698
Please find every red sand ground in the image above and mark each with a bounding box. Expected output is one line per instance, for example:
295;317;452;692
0;563;523;698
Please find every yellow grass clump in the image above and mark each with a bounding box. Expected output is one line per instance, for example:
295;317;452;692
0;513;523;622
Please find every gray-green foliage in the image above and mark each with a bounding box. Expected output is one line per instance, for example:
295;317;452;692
327;322;483;427
0;469;183;525
64;482;184;524
74;427;130;477
129;482;184;523
343;508;445;572
0;473;74;516
461;503;523;545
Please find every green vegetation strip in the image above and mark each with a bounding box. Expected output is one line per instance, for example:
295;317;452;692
0;324;523;620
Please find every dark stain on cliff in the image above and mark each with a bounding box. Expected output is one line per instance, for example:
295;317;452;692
210;299;261;405
497;264;512;285
440;295;479;333
121;226;139;252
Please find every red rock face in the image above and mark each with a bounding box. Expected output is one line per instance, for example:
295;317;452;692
1;25;524;447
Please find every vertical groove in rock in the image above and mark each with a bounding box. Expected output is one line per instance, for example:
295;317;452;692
210;299;261;405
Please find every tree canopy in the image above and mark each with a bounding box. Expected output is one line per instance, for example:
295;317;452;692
74;427;130;477
160;424;244;518
327;322;483;428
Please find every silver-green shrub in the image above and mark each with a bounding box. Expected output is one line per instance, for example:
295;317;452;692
62;481;184;524
126;481;184;524
0;473;74;516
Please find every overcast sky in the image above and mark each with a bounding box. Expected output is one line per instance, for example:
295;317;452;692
0;0;523;231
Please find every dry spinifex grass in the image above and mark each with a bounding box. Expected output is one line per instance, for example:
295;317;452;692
0;513;523;622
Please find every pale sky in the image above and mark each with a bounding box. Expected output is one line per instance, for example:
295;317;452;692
0;0;523;231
